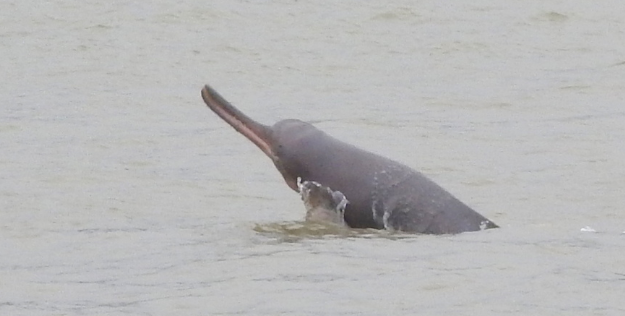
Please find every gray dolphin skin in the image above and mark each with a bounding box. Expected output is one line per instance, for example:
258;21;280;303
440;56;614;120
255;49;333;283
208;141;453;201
201;85;498;234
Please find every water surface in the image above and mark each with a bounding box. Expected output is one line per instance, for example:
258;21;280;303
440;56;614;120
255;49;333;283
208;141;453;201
1;0;624;315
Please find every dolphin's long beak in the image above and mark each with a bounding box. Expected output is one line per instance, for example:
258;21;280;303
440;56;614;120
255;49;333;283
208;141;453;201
201;85;277;161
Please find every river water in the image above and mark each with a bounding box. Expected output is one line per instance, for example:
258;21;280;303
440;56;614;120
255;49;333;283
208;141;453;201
1;0;624;315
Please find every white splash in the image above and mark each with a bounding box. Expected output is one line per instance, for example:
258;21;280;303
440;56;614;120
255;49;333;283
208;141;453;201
479;220;491;231
580;226;596;233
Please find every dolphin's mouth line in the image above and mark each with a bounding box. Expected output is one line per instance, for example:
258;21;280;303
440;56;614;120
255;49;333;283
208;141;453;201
201;85;278;161
201;85;299;191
